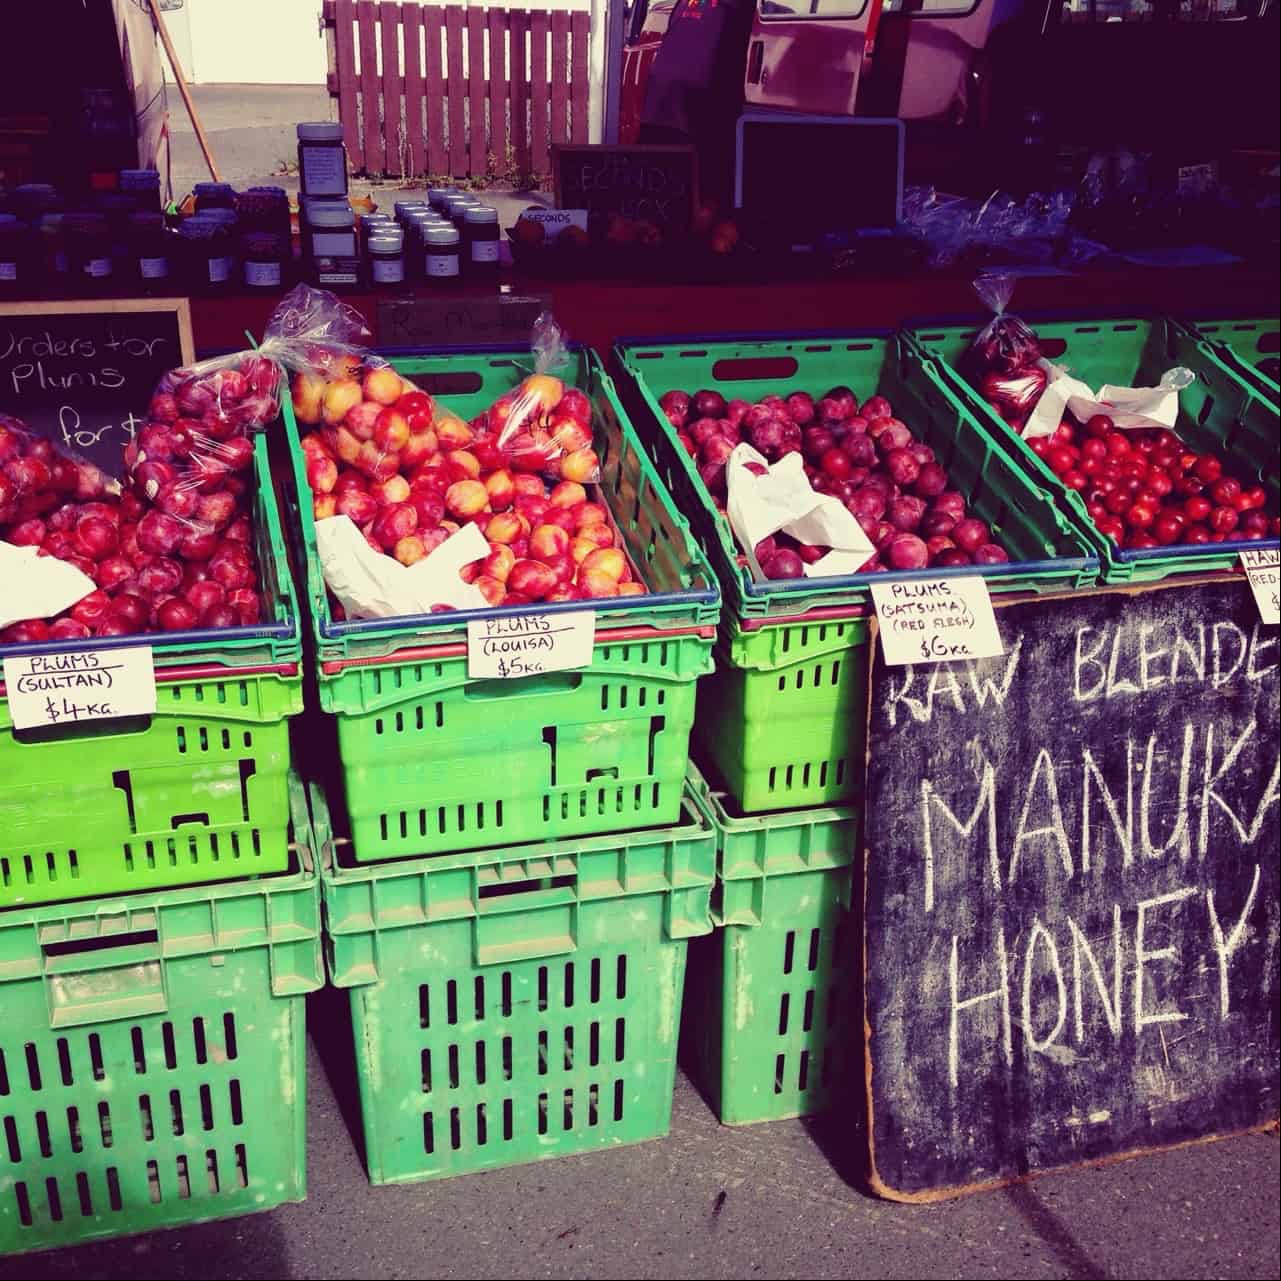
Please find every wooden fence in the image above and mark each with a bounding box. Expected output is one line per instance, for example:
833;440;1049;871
323;1;591;180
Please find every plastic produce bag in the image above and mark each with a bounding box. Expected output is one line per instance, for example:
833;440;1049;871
1022;364;1195;440
126;284;377;534
966;274;1042;375
0;414;114;526
489;313;599;483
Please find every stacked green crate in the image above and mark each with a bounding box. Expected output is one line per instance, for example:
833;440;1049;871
616;332;1098;811
683;767;859;1124
0;775;321;1253
1185;316;1280;405
315;777;715;1183
907;314;1280;582
0;433;304;908
283;346;720;859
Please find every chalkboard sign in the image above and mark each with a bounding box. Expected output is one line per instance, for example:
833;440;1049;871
863;579;1279;1201
552;144;698;234
377;293;550;350
0;299;194;478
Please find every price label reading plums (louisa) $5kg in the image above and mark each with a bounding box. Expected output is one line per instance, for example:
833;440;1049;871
467;610;596;679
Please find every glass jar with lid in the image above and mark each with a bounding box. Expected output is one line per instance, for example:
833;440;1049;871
367;228;406;288
297;122;348;198
129;211;172;291
427;186;460;214
64;212;116;292
422;223;461;284
39;213;70;291
193;181;237;213
243;231;289;290
463;205;500;279
178;215;235;293
0;215;32;296
303;201;359;288
119;169;162;213
13;183;61;225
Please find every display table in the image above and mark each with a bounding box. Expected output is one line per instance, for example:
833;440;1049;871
184;262;1280;356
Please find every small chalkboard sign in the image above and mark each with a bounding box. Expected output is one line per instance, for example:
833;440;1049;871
0;299;194;479
377;293;551;350
862;578;1279;1201
552;144;698;234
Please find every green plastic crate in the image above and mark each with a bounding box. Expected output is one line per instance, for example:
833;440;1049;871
316;778;715;1185
282;345;719;665
0;666;302;910
615;332;1099;621
0;774;321;1255
906;314;1281;583
696;613;870;812
683;767;859;1125
1185;316;1280;405
323;630;712;861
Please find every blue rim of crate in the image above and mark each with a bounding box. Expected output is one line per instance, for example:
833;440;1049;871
287;341;720;644
902;310;1281;566
616;328;1099;598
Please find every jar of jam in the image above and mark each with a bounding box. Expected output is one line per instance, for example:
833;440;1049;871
178;215;235;292
119;169;162;213
304;201;359;288
464;205;500;278
238;186;292;241
243;231;288;290
361;212;396;251
64;212;116;292
423;223;461;284
367;229;405;288
297;122;348;198
193;181;236;214
13;183;61;224
0;215;31;295
39;213;70;291
446;195;476;232
129;211;172;291
427;186;459;214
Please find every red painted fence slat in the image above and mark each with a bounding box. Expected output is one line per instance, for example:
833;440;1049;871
333;0;362;171
487;8;508;178
570;11;589;145
327;2;591;180
357;1;383;176
402;3;425;177
529;10;549;175
508;9;530;179
550;10;570;147
445;6;466;178
467;6;487;177
423;6;447;176
379;2;402;176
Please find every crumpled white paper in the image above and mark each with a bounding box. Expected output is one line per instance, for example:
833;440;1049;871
0;543;97;629
726;444;875;580
1023;362;1195;439
315;516;489;618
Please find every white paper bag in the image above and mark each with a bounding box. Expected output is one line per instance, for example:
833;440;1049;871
315;516;489;618
1023;362;1194;439
0;543;97;628
726;444;875;580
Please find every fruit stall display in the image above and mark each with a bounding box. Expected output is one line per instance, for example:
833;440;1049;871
0;776;320;1255
907;313;1280;582
1186;315;1281;407
682;764;861;1125
286;343;720;861
315;770;715;1183
0;364;303;909
615;332;1098;812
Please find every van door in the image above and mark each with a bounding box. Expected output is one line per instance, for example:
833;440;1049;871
621;1;680;143
745;2;873;116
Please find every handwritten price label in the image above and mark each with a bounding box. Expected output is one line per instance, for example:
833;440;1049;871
1241;549;1280;625
2;645;157;730
871;576;1004;667
467;610;596;679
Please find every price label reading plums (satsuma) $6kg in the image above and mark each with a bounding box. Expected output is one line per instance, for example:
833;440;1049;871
467;610;596;679
871;576;1004;666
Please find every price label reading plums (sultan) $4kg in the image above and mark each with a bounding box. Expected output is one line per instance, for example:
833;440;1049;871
467;610;596;680
871;576;1004;667
2;644;157;730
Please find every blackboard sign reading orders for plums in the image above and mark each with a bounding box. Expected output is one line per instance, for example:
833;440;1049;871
552;145;698;232
863;579;1279;1200
0;299;195;479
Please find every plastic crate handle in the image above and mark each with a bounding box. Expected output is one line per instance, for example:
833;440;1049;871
41;928;167;1027
472;874;579;966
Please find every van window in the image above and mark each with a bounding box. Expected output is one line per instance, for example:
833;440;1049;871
1059;0;1253;20
759;2;870;18
883;0;981;13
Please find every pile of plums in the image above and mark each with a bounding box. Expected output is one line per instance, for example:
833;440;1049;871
299;367;642;606
1028;414;1277;549
0;358;271;644
657;385;1010;576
